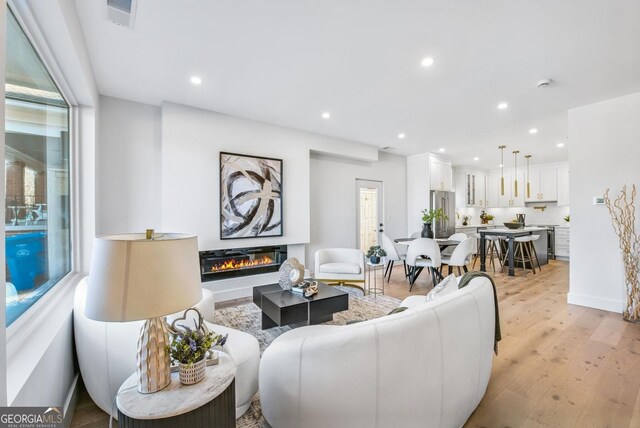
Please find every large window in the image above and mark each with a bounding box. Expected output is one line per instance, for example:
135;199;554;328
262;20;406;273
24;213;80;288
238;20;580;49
4;9;71;326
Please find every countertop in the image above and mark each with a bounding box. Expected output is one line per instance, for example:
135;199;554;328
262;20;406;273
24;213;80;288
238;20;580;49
480;226;548;234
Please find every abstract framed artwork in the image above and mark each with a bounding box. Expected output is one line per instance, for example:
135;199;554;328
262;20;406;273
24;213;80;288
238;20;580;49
220;152;283;239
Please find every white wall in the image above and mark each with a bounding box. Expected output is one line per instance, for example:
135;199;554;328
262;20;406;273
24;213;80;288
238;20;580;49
97;96;162;234
567;91;640;312
161;102;311;250
95;99;397;300
308;152;407;264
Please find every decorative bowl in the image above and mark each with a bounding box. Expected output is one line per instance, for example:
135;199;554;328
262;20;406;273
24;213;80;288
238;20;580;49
504;222;524;230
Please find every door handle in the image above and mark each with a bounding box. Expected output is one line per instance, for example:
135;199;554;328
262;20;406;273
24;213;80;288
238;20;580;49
379;229;384;232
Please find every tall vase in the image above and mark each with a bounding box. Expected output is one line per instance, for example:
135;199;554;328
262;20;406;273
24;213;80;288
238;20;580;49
421;223;434;239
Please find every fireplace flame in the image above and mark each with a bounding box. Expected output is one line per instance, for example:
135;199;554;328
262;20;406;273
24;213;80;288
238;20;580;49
210;255;274;272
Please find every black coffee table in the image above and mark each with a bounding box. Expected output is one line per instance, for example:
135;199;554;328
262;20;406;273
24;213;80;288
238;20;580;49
253;282;349;329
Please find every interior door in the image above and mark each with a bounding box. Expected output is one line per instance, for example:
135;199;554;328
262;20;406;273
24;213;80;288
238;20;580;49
356;179;384;252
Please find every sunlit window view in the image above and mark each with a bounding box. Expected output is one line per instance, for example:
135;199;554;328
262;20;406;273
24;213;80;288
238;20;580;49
5;9;71;326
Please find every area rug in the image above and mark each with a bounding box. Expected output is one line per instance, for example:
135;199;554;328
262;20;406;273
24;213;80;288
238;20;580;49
213;289;402;427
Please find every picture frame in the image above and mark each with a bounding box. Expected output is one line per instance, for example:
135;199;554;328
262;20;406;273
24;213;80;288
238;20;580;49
219;152;283;239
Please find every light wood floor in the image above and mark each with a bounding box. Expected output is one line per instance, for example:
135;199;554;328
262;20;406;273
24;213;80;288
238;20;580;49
71;260;640;427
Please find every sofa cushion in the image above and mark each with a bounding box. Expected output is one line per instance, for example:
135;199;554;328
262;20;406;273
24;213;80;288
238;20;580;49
319;262;361;275
426;274;458;301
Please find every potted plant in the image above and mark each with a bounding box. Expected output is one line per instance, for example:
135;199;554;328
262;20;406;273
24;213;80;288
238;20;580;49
485;214;495;225
564;215;570;223
170;327;222;385
421;208;448;238
366;245;387;264
462;215;471;226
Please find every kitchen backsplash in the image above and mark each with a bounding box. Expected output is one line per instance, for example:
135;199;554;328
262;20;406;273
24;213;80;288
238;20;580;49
456;205;570;226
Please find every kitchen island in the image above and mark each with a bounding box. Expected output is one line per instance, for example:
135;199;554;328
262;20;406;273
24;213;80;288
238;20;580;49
479;227;548;276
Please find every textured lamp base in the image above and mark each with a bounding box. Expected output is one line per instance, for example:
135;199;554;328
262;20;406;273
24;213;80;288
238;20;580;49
137;317;171;393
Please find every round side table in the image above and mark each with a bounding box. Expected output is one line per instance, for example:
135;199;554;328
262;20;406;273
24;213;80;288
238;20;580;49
116;352;236;428
365;260;385;297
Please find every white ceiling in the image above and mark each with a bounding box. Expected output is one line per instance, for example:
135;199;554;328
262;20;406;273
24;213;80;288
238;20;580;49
74;0;640;168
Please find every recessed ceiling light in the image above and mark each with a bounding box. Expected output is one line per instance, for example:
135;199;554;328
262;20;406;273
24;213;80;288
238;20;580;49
190;76;202;85
473;157;480;161
398;133;406;139
529;128;538;134
421;57;435;67
557;142;565;148
497;102;508;110
321;112;331;119
499;163;504;168
438;147;445;153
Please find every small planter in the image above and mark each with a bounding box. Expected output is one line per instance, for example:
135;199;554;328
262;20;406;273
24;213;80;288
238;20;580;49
370;256;381;264
179;358;206;385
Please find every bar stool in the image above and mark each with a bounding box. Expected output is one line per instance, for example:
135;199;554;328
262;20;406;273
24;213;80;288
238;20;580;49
472;234;502;272
501;235;541;275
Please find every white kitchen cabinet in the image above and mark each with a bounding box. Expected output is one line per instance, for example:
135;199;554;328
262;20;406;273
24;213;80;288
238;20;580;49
454;168;486;208
486;172;501;208
430;157;453;191
497;170;525;207
525;167;558;202
557;166;570;206
555;226;570;259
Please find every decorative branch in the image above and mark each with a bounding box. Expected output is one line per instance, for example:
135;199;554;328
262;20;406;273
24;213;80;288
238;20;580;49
604;185;640;322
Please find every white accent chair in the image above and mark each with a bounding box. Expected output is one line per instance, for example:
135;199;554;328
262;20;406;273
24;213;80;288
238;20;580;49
73;278;260;419
406;238;442;290
380;233;406;282
259;276;496;428
314;248;365;290
441;236;475;276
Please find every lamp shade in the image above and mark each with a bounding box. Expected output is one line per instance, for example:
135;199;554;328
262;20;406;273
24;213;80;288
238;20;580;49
86;233;202;322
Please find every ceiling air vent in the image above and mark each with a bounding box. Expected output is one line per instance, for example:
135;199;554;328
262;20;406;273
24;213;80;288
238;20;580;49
106;0;138;28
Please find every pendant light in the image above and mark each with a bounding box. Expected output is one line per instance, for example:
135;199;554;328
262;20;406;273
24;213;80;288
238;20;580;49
513;150;520;198
525;155;532;199
499;145;506;195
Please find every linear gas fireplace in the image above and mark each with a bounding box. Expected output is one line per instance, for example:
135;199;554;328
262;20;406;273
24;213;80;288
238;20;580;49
199;245;287;282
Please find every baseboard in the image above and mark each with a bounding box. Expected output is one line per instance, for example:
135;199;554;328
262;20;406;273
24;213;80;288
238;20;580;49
213;286;253;302
567;292;623;313
63;374;80;428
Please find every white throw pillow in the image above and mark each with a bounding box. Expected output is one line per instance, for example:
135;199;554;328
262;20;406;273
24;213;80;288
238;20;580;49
425;274;458;302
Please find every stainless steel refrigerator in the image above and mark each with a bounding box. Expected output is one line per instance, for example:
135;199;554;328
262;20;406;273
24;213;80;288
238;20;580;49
430;190;456;238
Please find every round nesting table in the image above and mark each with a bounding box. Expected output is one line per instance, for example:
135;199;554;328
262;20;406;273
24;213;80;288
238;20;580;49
116;351;236;428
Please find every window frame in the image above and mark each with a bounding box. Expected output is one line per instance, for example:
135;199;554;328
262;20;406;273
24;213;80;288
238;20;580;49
4;4;76;333
3;1;86;403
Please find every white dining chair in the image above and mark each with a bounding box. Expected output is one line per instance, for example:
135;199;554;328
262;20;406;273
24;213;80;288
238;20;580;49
441;232;468;257
441;237;474;276
405;238;442;291
380;233;406;282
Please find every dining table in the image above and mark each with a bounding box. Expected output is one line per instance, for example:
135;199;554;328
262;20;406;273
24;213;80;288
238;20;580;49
394;237;460;251
479;227;547;276
393;237;460;284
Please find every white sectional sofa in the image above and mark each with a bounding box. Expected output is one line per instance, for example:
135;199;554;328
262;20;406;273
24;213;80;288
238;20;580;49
73;277;260;419
259;275;496;428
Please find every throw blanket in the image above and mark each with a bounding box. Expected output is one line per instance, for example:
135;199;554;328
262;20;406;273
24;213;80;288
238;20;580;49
458;271;502;355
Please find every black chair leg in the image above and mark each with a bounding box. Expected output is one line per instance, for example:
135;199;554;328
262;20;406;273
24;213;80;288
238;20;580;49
463;265;468;273
448;265;452;275
385;260;394;282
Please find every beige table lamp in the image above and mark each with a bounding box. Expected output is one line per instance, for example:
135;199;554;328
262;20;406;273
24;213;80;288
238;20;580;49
85;232;202;393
